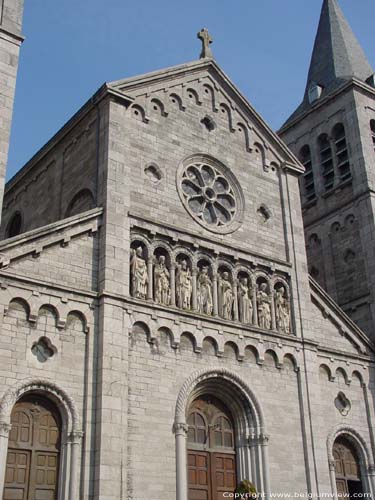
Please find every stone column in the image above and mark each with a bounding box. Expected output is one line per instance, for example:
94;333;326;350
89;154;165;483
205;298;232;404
174;422;189;500
147;258;153;301
248;433;260;491
252;285;258;326
69;430;84;500
233;279;239;322
367;465;375;497
270;290;277;331
213;274;219;317
170;264;176;307
260;434;271;500
0;422;11;495
192;270;198;312
328;459;338;500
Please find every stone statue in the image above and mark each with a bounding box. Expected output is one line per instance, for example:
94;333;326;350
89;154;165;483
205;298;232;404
197;28;213;59
257;283;271;329
176;260;192;310
275;286;291;334
238;277;253;324
219;271;234;320
130;246;148;299
154;256;170;306
197;266;213;315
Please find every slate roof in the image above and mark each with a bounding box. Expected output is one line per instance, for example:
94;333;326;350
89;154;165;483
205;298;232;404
281;0;374;129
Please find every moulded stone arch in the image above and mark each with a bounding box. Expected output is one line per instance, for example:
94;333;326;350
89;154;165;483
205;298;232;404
150;97;168;117
173;246;195;266
217;259;235;275
218;102;235;132
186;87;201;106
66;310;89;334
202;336;219;356
283;353;299;371
169;92;185;111
6;297;30;321
38;304;61;329
236;122;252;152
234;264;253;280
327;425;372;468
335;367;349;385
319;363;333;382
174;368;270;499
0;378;79;432
151;240;173;262
195;251;215;271
175;367;265;432
130;233;151;260
202;83;218;112
130;103;149;123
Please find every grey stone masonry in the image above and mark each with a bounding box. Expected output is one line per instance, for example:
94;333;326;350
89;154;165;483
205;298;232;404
0;0;24;224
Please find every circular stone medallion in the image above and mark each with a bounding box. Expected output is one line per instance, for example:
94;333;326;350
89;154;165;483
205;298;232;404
177;155;244;234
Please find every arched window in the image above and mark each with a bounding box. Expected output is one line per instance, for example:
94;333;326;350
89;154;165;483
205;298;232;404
65;189;95;218
332;123;351;181
6;211;22;238
318;134;334;190
187;396;236;500
299;145;316;200
333;437;364;496
370;120;375;152
4;395;62;499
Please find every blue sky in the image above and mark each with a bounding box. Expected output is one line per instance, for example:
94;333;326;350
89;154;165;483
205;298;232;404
7;0;375;180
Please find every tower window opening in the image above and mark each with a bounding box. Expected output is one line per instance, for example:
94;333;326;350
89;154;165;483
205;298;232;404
370;120;375;153
299;145;316;201
333;123;351;182
318;134;334;190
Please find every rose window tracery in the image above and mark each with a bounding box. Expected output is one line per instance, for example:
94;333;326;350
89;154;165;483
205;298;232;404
178;156;243;234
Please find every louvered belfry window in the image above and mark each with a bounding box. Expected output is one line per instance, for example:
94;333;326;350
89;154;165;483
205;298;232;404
333;123;351;182
299;145;316;201
318;134;334;190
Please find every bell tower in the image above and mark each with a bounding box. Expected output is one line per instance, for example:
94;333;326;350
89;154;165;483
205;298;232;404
279;0;375;338
0;0;24;222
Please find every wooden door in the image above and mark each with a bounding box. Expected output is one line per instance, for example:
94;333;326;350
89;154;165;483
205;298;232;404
333;438;363;499
187;397;237;500
3;396;61;500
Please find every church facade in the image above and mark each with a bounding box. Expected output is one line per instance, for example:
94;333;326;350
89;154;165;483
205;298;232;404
0;1;375;500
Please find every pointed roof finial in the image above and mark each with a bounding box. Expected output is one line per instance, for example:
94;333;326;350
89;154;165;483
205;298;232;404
197;28;213;59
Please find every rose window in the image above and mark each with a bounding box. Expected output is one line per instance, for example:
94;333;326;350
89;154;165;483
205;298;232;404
178;158;243;233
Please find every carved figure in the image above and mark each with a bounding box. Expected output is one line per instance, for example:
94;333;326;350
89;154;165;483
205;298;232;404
257;283;271;329
197;266;213;315
130;246;148;299
275;286;290;334
238;277;253;324
176;260;192;310
154;256;170;306
219;271;234;320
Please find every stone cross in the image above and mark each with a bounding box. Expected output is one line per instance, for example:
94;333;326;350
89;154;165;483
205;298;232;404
197;28;213;59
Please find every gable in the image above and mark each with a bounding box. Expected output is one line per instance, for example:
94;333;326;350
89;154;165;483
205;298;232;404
0;209;101;292
308;278;373;356
109;59;302;173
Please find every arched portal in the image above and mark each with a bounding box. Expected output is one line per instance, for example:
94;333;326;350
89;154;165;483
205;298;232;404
334;437;364;497
187;396;236;500
175;368;270;500
3;394;61;500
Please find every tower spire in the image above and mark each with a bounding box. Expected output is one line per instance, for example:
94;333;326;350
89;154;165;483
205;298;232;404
282;0;374;128
307;0;373;95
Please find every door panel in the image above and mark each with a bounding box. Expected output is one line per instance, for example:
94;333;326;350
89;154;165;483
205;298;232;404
3;450;31;500
188;397;237;500
3;397;61;500
188;451;210;500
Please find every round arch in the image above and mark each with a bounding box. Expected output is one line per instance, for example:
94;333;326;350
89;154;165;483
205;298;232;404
174;368;270;500
327;425;374;497
0;379;82;500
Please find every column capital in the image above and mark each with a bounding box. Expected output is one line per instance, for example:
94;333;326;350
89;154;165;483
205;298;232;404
328;459;336;472
173;422;189;436
0;421;12;438
68;430;84;444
